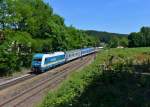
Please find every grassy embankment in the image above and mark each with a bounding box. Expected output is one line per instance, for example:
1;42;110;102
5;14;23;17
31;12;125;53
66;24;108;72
39;47;150;107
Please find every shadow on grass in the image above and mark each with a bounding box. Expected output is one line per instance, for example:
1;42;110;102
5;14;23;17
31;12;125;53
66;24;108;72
58;70;150;107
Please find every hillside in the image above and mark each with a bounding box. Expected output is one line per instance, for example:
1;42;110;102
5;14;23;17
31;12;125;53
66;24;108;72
85;30;128;43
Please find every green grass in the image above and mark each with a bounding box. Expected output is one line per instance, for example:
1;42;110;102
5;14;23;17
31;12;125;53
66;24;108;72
39;47;150;107
105;47;150;58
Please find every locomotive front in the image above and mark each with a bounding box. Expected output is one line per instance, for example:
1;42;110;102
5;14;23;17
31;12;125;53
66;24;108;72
31;54;43;72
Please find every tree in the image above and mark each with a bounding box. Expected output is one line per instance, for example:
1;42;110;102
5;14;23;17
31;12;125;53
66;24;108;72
0;0;99;74
119;37;128;47
0;0;8;29
128;27;150;47
108;37;119;48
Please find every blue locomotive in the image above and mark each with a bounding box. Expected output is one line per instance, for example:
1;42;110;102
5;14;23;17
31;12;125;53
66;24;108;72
31;47;95;72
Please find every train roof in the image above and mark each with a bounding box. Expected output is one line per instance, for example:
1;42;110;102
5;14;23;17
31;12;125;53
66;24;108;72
44;52;65;58
33;52;65;59
81;47;94;51
33;54;44;58
65;49;81;53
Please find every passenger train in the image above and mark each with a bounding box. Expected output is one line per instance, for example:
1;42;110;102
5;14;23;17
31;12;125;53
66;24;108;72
31;47;96;73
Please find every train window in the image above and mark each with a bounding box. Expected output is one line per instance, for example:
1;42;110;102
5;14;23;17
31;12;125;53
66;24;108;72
34;58;42;62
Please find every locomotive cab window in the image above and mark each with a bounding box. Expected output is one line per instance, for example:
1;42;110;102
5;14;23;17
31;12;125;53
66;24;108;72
33;58;42;62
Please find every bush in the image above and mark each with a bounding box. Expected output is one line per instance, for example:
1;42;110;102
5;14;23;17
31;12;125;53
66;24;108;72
39;58;101;107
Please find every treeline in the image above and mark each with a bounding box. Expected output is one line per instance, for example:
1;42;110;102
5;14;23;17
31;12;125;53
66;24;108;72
0;0;99;75
85;30;128;48
107;27;150;48
86;27;150;48
128;27;150;47
85;30;127;43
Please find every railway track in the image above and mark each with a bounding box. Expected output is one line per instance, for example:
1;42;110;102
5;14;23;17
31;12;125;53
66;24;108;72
0;54;94;107
0;54;92;91
0;74;36;91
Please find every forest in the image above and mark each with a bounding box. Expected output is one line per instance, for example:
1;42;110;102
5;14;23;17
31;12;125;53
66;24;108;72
86;27;150;48
86;30;129;48
85;30;127;43
0;0;99;75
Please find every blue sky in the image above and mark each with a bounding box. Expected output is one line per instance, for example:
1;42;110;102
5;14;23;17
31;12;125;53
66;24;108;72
44;0;150;34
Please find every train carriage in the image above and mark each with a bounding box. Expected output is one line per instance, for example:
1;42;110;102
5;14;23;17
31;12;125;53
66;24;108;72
81;47;95;56
65;49;81;62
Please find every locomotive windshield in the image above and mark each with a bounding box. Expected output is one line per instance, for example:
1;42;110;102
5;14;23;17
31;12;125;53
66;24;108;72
33;58;42;62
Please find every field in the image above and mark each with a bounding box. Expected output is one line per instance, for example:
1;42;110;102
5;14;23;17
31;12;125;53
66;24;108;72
39;47;150;107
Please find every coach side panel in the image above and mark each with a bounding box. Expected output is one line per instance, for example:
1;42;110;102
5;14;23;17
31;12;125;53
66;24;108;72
41;54;65;72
